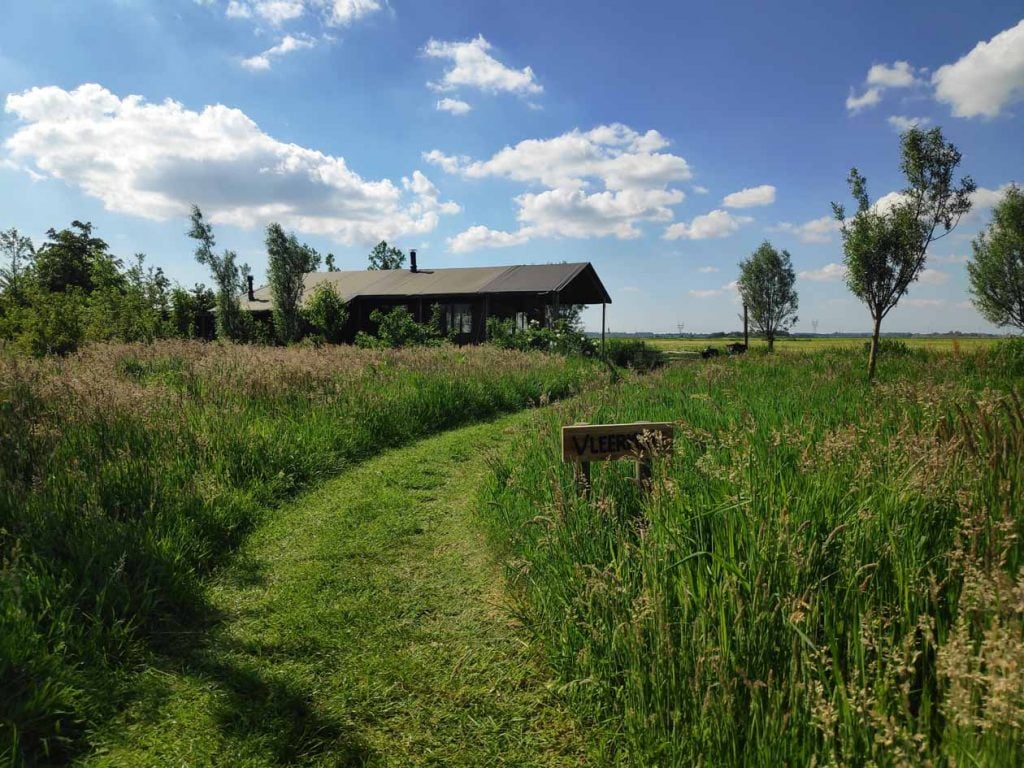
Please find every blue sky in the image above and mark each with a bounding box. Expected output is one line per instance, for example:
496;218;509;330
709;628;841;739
1;1;1022;333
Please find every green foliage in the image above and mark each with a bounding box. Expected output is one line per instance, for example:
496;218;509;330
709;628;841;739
968;184;1024;331
486;317;597;356
737;241;798;351
265;223;320;344
188;205;250;342
988;336;1024;375
303;282;349;343
481;348;1024;766
170;284;216;339
16;286;86;356
833;127;975;378
355;305;449;348
602;338;666;370
366;240;406;270
32;221;119;295
0;342;595;764
0;228;34;301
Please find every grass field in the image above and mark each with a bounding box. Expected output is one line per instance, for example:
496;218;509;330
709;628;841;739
0;341;598;766
645;335;1003;354
480;345;1024;765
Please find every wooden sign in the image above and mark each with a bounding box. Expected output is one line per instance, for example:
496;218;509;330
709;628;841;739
562;422;674;463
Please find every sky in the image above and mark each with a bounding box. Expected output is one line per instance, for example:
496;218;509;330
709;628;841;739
1;1;1022;334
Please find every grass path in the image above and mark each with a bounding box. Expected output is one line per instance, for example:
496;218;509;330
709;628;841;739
86;412;588;767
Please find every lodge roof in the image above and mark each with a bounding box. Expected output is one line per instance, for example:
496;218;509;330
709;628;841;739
239;261;612;310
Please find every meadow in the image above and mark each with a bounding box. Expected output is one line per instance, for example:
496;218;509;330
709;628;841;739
0;341;596;766
480;344;1024;766
646;335;1001;354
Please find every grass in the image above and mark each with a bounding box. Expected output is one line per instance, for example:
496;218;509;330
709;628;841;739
646;334;1002;354
479;345;1024;766
0;341;599;766
83;413;589;766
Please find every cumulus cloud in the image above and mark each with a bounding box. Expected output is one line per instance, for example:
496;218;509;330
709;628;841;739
436;97;471;115
933;19;1024;118
3;83;458;244
429;124;692;252
241;33;316;70
798;262;847;282
772;216;841;243
424;35;542;96
664;209;752;240
722;184;775;208
226;0;381;27
867;61;920;88
846;60;922;113
887;115;931;132
693;185;709;194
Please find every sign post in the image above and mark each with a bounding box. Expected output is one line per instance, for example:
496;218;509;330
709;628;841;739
561;422;674;495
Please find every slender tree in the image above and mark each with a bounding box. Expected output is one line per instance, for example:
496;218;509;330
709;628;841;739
266;222;320;343
736;241;799;351
0;228;34;301
188;205;250;341
968;184;1024;332
367;240;406;270
833;127;975;379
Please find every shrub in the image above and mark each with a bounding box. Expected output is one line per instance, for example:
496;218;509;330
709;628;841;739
988;336;1024;376
486;317;597;357
302;283;348;344
603;338;666;371
355;306;449;349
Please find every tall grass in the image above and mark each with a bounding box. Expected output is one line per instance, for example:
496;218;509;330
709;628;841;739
480;348;1024;765
0;340;597;766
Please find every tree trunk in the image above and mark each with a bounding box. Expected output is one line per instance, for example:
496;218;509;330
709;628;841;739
867;315;882;380
767;332;774;352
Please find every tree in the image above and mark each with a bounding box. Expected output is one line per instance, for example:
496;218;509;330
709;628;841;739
367;240;406;270
325;253;339;272
833;127;975;379
0;228;35;301
968;184;1024;332
736;241;799;351
266;223;320;343
188;205;250;342
303;282;349;343
33;221;120;295
171;283;216;339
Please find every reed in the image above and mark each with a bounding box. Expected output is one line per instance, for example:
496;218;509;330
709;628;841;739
480;347;1024;766
0;340;596;765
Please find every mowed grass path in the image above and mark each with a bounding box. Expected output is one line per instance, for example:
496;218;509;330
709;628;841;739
86;413;588;767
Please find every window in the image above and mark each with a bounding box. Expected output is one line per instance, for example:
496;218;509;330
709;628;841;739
515;311;528;331
443;303;473;335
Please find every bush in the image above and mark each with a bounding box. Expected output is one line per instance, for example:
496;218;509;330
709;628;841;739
355;305;450;349
603;338;666;371
988;336;1024;375
302;283;348;344
486;317;597;357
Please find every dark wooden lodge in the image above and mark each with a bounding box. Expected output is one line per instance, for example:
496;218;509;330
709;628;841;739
240;252;612;344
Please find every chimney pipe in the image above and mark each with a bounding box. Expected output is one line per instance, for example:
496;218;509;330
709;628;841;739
410;249;418;273
247;275;254;301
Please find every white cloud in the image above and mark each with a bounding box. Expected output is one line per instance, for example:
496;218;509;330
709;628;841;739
931;253;968;265
887;115;931;132
867;61;919;88
448;226;528;253
905;298;945;309
436;97;471;115
689;288;724;299
773;216;841;243
324;0;382;26
424;35;542;96
846;87;882;113
693;185;709;194
847;61;922;113
3;84;459;245
697;265;719;273
933;19;1024;118
241;33;316;70
431;124;691;252
971;183;1015;210
722;184;776;208
918;268;949;285
226;0;381;27
664;209;752;240
799;262;847;282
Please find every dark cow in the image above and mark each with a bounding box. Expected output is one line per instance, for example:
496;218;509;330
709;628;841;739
726;342;748;355
700;346;720;359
